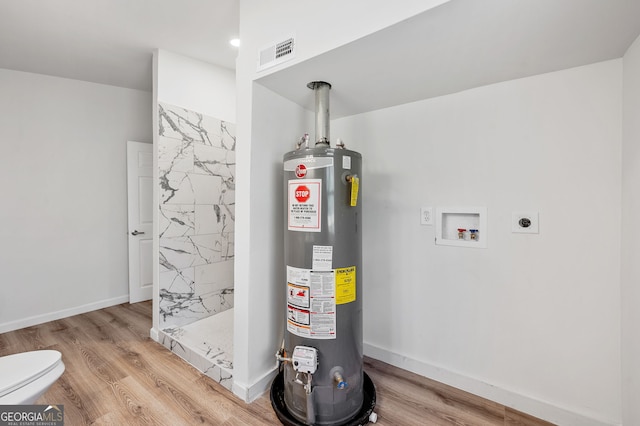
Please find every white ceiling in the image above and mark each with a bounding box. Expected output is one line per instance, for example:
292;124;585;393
257;0;640;119
2;0;639;113
0;0;239;92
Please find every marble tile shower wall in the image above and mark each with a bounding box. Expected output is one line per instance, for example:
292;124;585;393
158;102;235;329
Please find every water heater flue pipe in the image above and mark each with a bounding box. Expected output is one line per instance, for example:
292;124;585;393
307;81;331;145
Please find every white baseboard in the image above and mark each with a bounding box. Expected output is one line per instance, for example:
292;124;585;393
0;295;130;334
150;327;159;341
363;343;618;426
233;366;278;403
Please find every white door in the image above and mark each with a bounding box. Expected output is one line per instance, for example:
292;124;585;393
127;141;153;303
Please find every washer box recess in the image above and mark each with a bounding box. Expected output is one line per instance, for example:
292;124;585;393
435;206;487;248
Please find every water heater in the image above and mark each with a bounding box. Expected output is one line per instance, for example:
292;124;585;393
271;82;376;426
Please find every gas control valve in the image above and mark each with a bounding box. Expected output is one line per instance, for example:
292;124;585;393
291;346;318;374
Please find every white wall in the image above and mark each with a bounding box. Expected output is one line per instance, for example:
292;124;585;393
152;50;236;334
244;0;450;80
332;60;622;425
621;34;640;426
0;68;152;333
236;3;631;424
234;0;451;400
233;82;312;400
155;49;236;122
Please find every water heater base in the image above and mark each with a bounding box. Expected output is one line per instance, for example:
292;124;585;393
270;370;377;426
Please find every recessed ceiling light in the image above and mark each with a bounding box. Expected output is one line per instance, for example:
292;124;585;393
230;38;240;47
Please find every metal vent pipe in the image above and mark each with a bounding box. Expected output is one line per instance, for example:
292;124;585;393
307;81;331;145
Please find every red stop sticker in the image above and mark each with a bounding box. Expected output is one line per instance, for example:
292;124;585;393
295;164;307;178
295;185;310;202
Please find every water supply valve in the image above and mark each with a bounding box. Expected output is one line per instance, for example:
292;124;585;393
333;371;348;389
292;346;318;374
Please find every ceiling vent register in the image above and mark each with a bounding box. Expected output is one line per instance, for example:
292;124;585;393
258;35;296;71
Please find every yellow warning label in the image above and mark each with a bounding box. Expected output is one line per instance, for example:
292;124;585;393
350;176;359;207
335;266;356;305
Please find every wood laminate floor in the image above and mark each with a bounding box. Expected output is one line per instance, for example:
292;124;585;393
0;302;555;426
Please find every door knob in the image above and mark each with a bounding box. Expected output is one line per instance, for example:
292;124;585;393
131;230;145;236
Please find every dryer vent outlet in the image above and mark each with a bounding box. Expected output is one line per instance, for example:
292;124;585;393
512;212;539;234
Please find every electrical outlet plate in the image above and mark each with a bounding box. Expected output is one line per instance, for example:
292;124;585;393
421;206;433;225
512;211;539;234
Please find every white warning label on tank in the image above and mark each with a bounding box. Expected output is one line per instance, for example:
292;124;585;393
287;282;309;308
343;155;351;170
288;179;321;232
310;270;334;298
312;245;333;271
287;305;310;325
286;267;336;340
